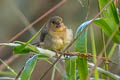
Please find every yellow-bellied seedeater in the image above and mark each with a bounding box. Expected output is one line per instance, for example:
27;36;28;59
40;16;73;51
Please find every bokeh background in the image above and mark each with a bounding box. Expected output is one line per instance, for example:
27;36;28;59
0;0;120;80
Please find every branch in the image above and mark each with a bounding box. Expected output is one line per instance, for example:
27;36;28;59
0;0;66;72
88;62;120;80
0;42;118;80
40;0;116;79
0;43;117;65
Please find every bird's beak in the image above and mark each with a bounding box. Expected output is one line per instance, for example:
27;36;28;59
56;22;61;28
56;25;61;28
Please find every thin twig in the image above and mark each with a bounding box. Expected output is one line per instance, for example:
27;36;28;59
8;0;66;43
0;55;20;71
78;0;84;7
15;0;66;78
64;52;91;56
87;0;118;79
88;62;120;80
0;0;66;50
64;52;117;65
87;24;118;79
0;0;66;72
85;0;90;20
15;0;66;79
15;66;24;80
39;0;114;79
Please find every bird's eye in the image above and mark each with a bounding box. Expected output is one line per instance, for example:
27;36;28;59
52;21;56;24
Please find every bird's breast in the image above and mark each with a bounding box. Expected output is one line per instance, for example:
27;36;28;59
43;34;64;51
43;28;73;51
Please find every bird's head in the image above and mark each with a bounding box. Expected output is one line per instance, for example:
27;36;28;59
48;16;66;31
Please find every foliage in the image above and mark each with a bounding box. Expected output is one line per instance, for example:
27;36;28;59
0;0;120;80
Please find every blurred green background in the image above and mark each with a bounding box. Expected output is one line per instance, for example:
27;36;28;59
0;0;120;80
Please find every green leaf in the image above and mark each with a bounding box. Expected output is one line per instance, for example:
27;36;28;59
65;57;76;80
76;57;88;80
74;20;90;80
94;18;120;44
0;42;56;57
14;26;43;54
97;0;120;44
20;54;48;80
75;20;91;52
90;27;99;80
25;26;44;46
0;58;17;76
108;43;117;58
13;41;40;54
98;0;119;24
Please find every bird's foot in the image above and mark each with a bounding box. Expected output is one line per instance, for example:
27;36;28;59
64;51;69;58
52;50;60;58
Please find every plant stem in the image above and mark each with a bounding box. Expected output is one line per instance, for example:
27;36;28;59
90;26;99;80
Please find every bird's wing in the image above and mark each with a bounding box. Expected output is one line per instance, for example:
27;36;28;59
66;29;73;41
40;25;48;42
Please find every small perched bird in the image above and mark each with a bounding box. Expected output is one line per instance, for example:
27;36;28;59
40;16;73;51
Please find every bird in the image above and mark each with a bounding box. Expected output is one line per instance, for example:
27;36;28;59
40;16;73;51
